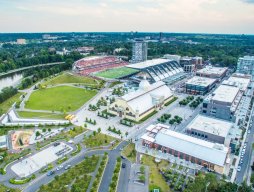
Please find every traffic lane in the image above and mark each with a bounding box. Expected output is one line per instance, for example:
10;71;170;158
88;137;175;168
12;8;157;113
235;120;254;184
117;158;131;192
23;149;108;192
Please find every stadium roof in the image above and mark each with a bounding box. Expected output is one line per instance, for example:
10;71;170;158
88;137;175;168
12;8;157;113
186;76;216;87
187;115;233;138
142;124;228;166
126;58;172;69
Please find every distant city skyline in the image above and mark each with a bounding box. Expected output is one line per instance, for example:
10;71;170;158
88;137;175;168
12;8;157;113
1;0;254;34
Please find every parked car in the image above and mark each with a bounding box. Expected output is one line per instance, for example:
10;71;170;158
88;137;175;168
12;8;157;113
122;163;126;168
65;164;71;170
47;170;55;176
56;165;63;171
121;155;126;159
54;142;60;147
237;166;241;172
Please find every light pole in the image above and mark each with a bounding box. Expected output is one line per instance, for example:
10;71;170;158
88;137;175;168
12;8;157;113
205;182;210;192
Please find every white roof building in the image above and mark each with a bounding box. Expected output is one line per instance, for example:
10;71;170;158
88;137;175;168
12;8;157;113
222;73;251;92
186;76;217;87
187;115;233;138
141;124;229;167
211;85;240;104
121;80;173;115
0;135;7;149
196;65;228;78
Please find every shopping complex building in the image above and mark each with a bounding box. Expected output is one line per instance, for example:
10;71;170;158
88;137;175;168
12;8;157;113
108;79;173;122
141;124;229;174
185;76;216;95
196;65;228;81
126;58;185;83
202;84;242;122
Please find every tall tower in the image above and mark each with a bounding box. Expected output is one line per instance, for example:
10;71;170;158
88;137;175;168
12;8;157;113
131;39;148;63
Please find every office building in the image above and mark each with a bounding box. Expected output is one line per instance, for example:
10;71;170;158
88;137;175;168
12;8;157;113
202;84;242;122
131;39;148;63
185;76;216;95
236;56;254;79
196;65;228;81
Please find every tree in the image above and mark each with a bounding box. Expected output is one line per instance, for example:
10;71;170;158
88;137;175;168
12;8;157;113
97;127;101;133
36;131;41;138
125;132;128;137
42;128;46;132
93;131;96;136
48;128;51;132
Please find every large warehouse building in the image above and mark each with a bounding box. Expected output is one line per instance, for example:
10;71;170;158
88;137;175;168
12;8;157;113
126;58;185;83
141;124;229;174
73;56;128;76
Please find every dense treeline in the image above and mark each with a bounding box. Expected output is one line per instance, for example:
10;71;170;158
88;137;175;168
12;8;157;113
19;59;74;89
184;173;251;192
0;87;18;104
0;33;253;73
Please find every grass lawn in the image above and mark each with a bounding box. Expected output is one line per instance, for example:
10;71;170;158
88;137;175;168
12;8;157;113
42;72;101;86
26;86;97;112
122;143;136;163
94;67;139;79
0;93;23;116
0;184;20;192
17;111;65;120
141;155;170;192
84;133;118;148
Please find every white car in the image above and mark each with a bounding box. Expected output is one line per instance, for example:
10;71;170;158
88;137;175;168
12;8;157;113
56;165;63;171
237;166;241;172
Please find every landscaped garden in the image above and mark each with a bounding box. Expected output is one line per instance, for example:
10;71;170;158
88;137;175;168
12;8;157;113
83;132;118;148
25;86;97;112
0;92;23;116
108;157;122;192
179;96;194;106
122;143;136;163
38;155;100;192
189;97;204;109
94;67;139;79
141;155;170;192
17;111;65;120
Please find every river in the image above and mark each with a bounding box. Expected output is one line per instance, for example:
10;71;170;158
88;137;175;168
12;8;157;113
0;72;23;91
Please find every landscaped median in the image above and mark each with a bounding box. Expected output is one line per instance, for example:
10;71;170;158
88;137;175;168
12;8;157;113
71;143;81;156
108;157;122;192
9;174;36;185
90;153;108;192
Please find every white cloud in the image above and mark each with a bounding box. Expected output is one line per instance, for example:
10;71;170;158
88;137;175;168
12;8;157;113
0;0;253;33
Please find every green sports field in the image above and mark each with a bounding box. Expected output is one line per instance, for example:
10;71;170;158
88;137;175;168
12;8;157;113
25;86;97;112
94;67;139;79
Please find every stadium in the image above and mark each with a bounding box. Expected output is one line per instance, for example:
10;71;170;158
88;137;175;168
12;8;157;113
72;56;128;76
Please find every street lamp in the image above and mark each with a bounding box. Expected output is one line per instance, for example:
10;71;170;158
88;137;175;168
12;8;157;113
205;182;210;192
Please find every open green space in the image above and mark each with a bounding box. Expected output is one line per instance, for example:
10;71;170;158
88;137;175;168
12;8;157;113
17;111;65;120
122;143;136;163
84;133;118;148
25;86;97;112
141;155;170;192
0;93;22;116
42;72;101;86
38;155;99;192
94;67;139;79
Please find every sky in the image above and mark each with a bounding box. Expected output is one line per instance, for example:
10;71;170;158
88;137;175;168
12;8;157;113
0;0;254;34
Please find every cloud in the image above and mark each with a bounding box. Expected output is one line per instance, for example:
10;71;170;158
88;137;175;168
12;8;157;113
0;0;253;33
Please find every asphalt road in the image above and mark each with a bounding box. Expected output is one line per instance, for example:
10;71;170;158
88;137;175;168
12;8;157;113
235;115;254;184
22;141;129;192
117;158;131;192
